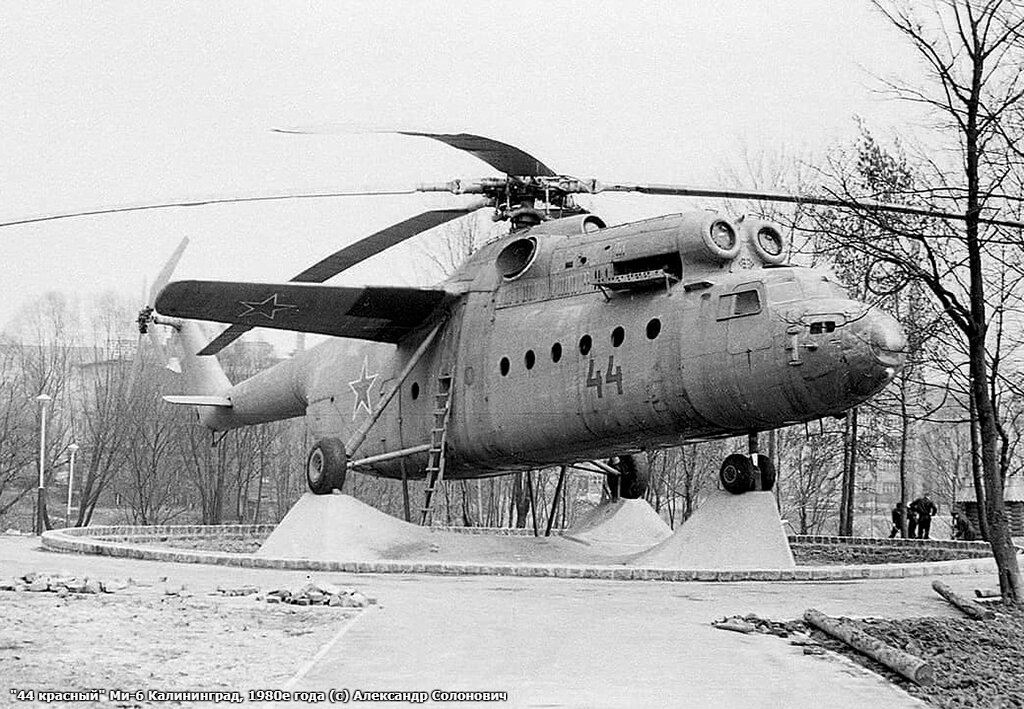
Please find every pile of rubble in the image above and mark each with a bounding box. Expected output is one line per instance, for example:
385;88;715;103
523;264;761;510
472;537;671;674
0;571;130;596
712;613;827;654
258;580;375;608
712;613;804;637
1;569;375;610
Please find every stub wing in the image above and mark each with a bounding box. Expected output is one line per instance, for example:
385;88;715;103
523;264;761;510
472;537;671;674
155;280;453;343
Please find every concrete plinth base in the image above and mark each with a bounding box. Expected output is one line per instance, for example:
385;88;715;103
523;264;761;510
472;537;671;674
257;493;431;561
562;499;672;552
631;490;795;569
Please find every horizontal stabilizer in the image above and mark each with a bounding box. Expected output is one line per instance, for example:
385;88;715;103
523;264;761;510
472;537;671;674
163;395;233;407
155;281;452;343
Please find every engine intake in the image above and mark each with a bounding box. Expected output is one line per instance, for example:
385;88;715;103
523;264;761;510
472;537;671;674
677;212;742;265
742;219;788;265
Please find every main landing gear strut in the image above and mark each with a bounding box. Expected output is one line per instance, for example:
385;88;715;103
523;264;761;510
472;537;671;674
606;455;649;500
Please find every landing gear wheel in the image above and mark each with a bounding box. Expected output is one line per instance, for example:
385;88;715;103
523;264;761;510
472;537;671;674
719;454;776;494
306;438;348;495
720;454;754;495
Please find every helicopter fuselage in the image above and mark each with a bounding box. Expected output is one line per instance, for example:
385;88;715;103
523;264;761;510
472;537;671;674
200;210;905;480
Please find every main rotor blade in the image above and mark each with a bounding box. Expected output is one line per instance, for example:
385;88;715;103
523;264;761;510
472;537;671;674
275;126;558;178
196;205;483;356
291;207;480;282
394;132;557;178
595;182;1024;230
0;189;416;229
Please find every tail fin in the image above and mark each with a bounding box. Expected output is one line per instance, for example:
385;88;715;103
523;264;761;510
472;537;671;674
176;319;233;397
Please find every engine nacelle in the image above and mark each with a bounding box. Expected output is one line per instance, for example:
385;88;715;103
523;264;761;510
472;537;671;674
676;211;742;265
742;218;788;265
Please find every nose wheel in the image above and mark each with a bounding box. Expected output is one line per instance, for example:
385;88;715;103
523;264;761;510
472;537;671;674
719;453;776;494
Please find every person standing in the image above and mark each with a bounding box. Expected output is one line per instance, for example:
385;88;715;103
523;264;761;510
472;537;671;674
910;494;938;539
890;502;906;538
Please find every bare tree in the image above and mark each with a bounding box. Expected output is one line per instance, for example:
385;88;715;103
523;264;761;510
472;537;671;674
777;423;844;535
4;293;78;530
0;341;38;521
845;0;1024;601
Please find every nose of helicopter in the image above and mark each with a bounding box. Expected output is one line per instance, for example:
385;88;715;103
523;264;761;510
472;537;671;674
847;308;906;394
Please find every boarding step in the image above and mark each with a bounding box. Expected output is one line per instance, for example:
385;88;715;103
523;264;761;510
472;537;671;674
420;373;455;526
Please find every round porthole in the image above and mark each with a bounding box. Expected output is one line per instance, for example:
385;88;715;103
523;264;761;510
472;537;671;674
646;318;661;340
500;357;510;376
611;326;624;347
525;350;536;370
551;342;562;363
411;382;420;400
579;335;592;355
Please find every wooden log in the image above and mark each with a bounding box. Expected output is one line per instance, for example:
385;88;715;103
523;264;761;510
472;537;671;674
933;580;995;620
803;609;933;685
974;587;1002;599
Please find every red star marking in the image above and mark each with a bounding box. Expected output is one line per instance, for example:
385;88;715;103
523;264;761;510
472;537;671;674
348;358;378;419
238;293;298;320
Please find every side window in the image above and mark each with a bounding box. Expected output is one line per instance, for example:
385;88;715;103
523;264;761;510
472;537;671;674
717;287;762;320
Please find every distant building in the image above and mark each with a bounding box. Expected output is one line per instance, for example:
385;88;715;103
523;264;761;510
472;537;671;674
955;476;1024;536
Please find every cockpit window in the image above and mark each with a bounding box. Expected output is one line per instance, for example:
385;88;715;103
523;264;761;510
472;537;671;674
717;288;762;319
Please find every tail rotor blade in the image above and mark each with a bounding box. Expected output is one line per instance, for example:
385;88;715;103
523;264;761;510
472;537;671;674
150;237;190;303
144;237;190;368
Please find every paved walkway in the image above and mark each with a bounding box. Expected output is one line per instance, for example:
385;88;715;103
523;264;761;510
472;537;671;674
2;535;996;708
291;573;954;708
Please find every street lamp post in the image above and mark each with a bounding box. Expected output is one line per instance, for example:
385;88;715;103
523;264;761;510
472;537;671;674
65;443;79;528
35;394;52;536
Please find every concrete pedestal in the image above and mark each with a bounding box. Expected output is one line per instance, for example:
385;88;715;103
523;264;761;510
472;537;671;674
631;489;795;569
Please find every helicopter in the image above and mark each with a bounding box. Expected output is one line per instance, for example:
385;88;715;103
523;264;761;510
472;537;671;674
122;130;933;524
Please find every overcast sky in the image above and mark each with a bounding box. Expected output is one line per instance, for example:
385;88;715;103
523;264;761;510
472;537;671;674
0;1;925;340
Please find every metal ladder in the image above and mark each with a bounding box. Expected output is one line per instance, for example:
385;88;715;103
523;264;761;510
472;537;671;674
420;374;453;525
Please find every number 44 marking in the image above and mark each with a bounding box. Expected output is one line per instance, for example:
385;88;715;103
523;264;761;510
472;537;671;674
586;355;624;398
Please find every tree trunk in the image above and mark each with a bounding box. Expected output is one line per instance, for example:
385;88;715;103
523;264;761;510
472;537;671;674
969;395;990;541
839;414;852;535
898;392;909;538
804;609;933;685
839;409;858;536
512;472;530;529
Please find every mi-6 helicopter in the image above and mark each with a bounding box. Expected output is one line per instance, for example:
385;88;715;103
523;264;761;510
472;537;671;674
116;131;1009;522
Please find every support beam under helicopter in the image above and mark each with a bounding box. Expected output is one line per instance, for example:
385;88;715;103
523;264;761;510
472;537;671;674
347;444;432;470
748;432;762;492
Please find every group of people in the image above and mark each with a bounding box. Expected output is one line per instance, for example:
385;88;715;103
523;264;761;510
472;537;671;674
889;494;977;540
889;494;938;539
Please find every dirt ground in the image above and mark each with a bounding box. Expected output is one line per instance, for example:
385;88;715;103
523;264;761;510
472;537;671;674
1;586;360;708
810;606;1024;709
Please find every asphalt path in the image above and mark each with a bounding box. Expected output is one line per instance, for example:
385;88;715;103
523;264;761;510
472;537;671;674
1;535;996;708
